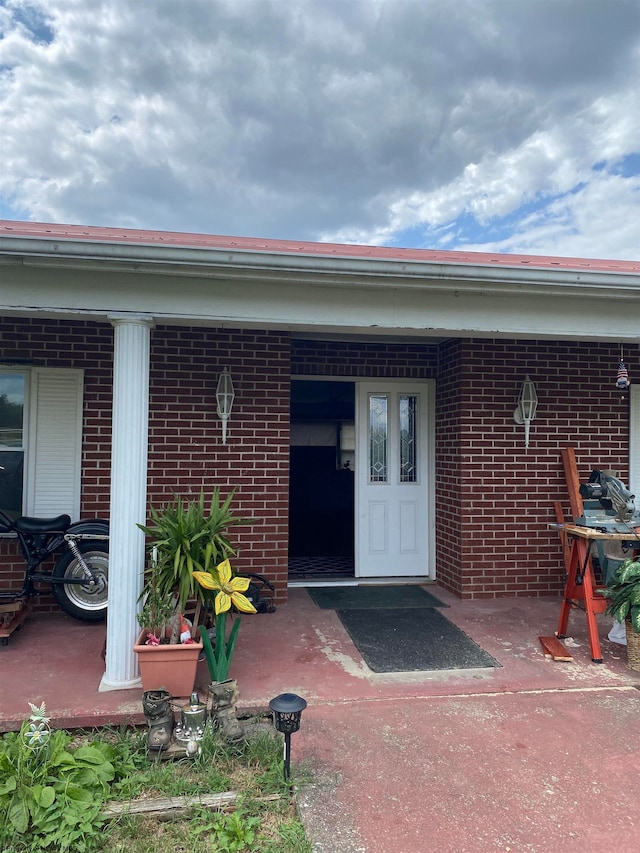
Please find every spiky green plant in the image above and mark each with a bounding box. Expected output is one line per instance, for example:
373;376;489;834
137;489;248;612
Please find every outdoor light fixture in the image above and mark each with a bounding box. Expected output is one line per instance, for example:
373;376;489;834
513;375;538;449
269;692;307;781
216;368;235;444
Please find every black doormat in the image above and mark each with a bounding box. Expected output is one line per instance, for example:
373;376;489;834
308;585;447;610
336;607;501;672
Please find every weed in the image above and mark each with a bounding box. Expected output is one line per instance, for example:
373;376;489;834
0;704;118;852
276;818;314;852
1;709;310;853
190;806;262;851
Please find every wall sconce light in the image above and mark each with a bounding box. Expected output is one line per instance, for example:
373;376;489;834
513;374;538;449
216;368;235;444
269;692;307;781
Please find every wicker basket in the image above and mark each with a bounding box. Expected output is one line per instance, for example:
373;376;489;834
625;621;640;672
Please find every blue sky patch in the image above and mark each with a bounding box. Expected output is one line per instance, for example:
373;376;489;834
4;2;55;45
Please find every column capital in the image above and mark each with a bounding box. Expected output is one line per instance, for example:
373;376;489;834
108;313;155;328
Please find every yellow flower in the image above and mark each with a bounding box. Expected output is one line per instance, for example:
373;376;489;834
193;559;257;615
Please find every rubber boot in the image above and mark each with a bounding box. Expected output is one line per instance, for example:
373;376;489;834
208;679;244;742
142;688;173;752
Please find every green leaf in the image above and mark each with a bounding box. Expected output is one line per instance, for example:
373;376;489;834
616;559;640;584
200;625;222;682
0;775;17;795
37;785;56;808
8;792;30;834
215;612;230;681
63;784;93;803
73;745;104;763
225;616;242;663
613;600;630;623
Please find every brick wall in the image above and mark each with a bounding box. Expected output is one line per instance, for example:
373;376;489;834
2;319;638;609
449;338;638;599
0;320;290;609
291;338;438;378
0;318;113;611
291;335;639;600
147;326;290;599
434;339;464;596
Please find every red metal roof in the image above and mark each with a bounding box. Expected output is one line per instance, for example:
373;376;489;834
1;219;638;273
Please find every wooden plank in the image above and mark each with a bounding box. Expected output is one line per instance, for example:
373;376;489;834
0;601;31;639
0;598;26;613
563;525;640;541
102;791;282;819
561;446;584;520
553;500;571;575
539;635;573;661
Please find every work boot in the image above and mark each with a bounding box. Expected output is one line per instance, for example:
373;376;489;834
208;679;244;742
142;688;173;752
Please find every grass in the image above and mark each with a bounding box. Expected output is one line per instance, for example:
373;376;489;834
1;719;312;853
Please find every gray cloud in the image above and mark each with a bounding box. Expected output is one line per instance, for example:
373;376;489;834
0;0;639;258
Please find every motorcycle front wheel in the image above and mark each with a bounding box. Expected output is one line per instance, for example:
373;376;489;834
52;542;109;622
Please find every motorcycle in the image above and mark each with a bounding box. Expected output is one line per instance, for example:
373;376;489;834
0;509;109;626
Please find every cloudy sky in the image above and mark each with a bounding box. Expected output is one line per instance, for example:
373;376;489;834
1;0;639;260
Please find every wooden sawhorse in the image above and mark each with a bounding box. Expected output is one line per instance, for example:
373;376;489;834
556;525;638;663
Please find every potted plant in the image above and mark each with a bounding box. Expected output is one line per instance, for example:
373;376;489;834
136;547;176;646
137;488;246;615
194;557;257;741
133;547;203;698
133;489;247;697
598;556;640;672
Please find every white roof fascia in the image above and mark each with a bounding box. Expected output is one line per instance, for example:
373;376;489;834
0;234;638;300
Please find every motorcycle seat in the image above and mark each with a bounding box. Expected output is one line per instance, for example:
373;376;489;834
14;514;72;534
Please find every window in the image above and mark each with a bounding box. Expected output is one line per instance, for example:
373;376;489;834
0;368;84;520
368;392;420;485
0;372;26;517
369;394;388;482
399;394;417;483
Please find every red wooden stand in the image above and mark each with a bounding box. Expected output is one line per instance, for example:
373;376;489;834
556;525;634;663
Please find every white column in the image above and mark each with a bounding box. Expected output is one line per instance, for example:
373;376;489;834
99;314;153;691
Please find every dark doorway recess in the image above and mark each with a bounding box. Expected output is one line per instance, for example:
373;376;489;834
289;381;355;576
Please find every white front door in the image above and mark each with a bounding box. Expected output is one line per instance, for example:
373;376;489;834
355;381;433;578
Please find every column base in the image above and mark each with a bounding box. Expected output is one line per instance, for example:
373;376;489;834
99;674;142;692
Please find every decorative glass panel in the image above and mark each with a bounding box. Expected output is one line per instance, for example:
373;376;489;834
399;395;417;483
369;395;387;482
0;373;25;516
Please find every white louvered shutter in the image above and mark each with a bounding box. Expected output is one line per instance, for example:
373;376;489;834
630;384;640;501
26;369;84;519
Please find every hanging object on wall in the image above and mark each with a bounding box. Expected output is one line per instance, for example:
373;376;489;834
513;375;538;449
216;368;235;444
616;346;630;400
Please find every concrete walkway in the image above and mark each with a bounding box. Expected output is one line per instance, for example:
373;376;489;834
1;586;638;852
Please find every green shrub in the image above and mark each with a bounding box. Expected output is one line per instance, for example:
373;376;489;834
0;704;115;851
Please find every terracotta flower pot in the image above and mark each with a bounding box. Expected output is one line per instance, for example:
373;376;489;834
133;629;203;697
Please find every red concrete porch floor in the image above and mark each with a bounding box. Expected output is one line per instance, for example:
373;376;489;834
1;586;639;852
